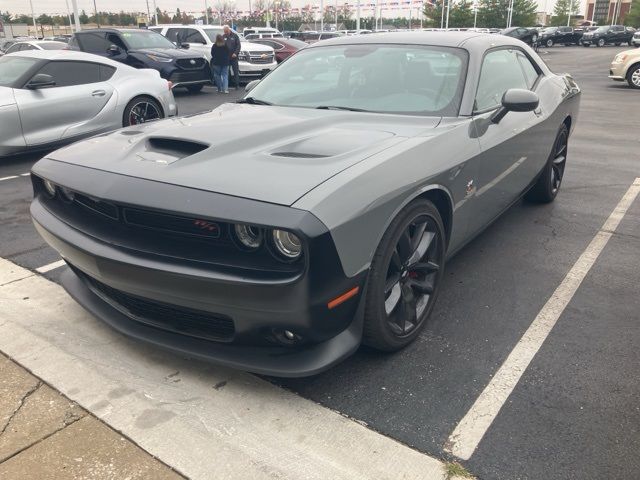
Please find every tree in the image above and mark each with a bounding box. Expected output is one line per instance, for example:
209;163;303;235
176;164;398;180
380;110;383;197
79;9;89;24
423;0;444;28
449;0;474;27
550;0;580;26
477;0;536;28
624;0;640;26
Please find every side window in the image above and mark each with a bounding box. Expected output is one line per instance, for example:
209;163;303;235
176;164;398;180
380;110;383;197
99;64;117;81
475;49;529;112
34;61;101;87
515;51;540;89
183;29;206;44
165;28;181;43
77;32;110;53
106;33;126;50
5;44;22;53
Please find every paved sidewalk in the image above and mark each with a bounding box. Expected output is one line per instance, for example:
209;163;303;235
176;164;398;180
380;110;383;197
0;353;184;480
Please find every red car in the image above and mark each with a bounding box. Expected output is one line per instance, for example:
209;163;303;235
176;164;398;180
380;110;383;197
247;38;307;63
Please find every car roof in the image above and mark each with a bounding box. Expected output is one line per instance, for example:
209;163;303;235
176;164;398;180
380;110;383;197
77;28;153;34
6;49;122;67
307;31;525;50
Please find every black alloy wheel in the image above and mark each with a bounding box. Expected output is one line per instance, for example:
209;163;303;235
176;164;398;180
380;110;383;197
363;199;446;351
597;38;606;47
525;124;568;203
123;97;162;127
546;39;554;47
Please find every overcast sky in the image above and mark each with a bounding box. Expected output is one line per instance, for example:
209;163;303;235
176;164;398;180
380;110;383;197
2;0;584;17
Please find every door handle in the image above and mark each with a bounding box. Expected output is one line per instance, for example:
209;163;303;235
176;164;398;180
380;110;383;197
91;90;106;97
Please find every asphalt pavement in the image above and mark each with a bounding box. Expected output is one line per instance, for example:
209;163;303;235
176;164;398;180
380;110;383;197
0;46;638;480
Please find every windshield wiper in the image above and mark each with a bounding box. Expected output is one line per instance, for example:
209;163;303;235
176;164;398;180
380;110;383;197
236;97;272;105
316;105;368;112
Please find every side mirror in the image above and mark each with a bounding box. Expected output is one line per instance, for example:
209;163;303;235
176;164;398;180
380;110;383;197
108;44;121;55
26;73;56;89
180;42;190;49
245;79;260;93
491;88;539;124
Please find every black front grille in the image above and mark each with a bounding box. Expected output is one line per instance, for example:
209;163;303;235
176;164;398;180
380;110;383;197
75;266;235;342
169;70;209;83
248;52;274;64
176;58;206;69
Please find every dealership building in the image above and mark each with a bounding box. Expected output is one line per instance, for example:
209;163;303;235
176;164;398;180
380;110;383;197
585;0;633;24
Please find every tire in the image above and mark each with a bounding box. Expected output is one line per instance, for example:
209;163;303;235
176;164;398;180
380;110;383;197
525;124;569;203
597;38;605;47
122;96;163;127
583;43;590;47
363;199;446;351
615;43;621;46
546;39;554;47
531;34;538;44
626;63;640;89
186;84;204;93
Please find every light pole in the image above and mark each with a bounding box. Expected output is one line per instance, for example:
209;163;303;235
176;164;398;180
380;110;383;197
440;0;445;28
93;0;100;27
321;0;324;31
28;0;37;36
409;0;412;30
356;0;361;31
71;0;81;31
153;0;158;25
275;1;280;31
65;0;73;32
335;0;338;30
445;0;451;29
204;0;209;24
473;0;478;28
507;0;514;28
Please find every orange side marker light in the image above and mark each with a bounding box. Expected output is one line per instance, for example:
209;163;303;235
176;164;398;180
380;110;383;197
327;286;360;310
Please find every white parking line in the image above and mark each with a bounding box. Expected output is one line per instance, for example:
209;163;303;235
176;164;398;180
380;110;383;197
0;173;30;182
0;258;447;480
446;177;640;461
35;259;66;274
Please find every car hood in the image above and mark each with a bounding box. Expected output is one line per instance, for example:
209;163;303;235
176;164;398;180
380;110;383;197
129;47;202;59
0;87;16;107
241;41;273;52
44;103;440;206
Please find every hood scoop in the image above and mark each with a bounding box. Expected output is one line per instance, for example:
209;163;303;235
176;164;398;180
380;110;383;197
135;137;209;165
271;151;329;159
269;129;395;160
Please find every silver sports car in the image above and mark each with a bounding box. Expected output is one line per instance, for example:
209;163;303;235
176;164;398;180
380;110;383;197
1;50;177;158
31;32;580;376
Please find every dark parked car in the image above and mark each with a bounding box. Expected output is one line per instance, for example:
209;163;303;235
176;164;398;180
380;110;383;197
500;27;539;46
539;26;583;47
70;28;211;92
0;40;17;56
31;32;580;377
247;37;306;63
581;25;635;47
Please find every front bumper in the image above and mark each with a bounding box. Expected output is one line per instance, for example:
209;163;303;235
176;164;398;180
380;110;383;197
609;63;626;81
238;60;277;76
30;160;366;377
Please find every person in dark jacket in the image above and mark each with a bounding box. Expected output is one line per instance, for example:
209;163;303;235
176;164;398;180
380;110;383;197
223;25;241;89
210;34;230;93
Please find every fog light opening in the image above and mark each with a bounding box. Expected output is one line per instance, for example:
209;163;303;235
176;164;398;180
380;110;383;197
271;328;302;346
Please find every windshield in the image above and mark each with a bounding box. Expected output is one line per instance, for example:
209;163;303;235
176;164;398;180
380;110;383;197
121;31;176;49
203;28;224;42
0;56;40;87
247;44;467;116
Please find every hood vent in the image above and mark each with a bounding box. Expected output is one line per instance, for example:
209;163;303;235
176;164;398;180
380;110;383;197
146;137;208;158
271;151;330;159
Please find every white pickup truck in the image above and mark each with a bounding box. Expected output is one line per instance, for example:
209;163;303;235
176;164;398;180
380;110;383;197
151;25;277;80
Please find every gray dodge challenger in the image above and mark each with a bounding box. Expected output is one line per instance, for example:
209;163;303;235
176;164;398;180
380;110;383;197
30;32;580;376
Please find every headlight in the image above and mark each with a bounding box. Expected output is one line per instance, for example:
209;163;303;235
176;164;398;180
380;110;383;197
614;53;627;63
272;230;302;260
145;53;173;63
43;179;57;196
233;224;263;250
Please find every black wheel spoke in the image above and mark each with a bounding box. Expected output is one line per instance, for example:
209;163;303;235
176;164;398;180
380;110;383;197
411;261;440;274
397;230;412;262
390;249;403;271
407;277;435;295
384;272;401;296
396;284;417;333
